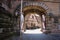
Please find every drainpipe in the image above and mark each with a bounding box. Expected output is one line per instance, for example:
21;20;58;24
20;0;23;39
20;0;23;31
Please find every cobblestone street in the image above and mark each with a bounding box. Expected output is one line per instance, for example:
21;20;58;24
5;29;60;40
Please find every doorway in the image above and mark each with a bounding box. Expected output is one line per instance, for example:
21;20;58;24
20;6;46;34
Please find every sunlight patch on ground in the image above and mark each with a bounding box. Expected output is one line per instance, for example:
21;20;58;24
22;28;43;34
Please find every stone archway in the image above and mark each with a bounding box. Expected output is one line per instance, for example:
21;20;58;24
22;5;47;32
14;2;49;33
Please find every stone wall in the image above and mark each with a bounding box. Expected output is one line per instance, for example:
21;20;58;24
1;0;60;33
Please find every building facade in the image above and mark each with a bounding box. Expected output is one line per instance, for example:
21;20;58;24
0;0;60;33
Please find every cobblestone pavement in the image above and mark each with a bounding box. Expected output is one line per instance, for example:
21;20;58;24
22;33;60;40
5;29;60;40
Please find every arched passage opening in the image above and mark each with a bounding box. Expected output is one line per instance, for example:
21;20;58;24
14;2;50;34
21;5;47;33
